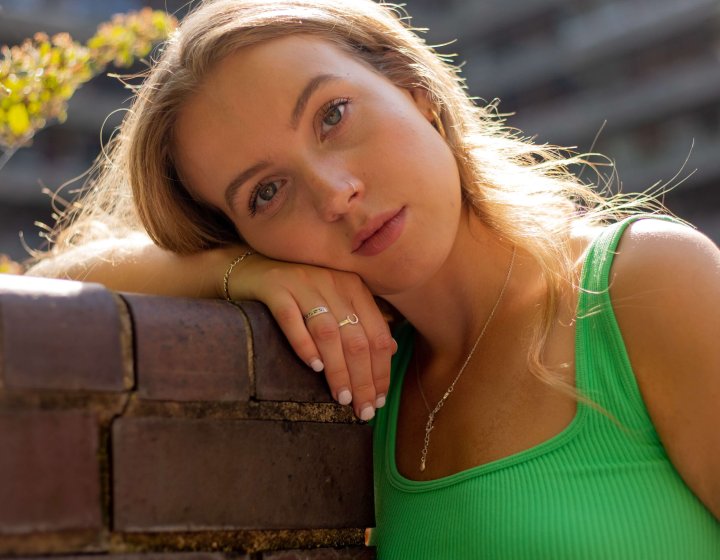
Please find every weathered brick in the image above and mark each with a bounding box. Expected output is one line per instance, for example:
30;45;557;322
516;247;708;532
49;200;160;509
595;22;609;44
0;410;102;533
113;417;373;531
0;275;127;391
240;301;332;402
263;548;375;559
20;555;232;560
123;294;250;402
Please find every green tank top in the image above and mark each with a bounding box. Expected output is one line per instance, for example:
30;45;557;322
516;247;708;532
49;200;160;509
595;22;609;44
369;216;720;558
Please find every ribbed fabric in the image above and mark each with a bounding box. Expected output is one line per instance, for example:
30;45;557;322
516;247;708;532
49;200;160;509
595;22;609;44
370;216;720;559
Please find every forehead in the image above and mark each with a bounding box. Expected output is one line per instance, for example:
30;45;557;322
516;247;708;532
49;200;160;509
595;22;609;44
173;34;384;205
181;34;373;124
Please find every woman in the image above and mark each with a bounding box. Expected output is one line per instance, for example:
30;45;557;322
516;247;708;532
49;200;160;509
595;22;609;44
28;0;719;557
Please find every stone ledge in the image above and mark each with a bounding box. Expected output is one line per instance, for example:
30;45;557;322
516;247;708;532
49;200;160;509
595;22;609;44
0;274;374;559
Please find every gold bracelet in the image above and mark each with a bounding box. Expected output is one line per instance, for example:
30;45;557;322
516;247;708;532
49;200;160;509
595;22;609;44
223;250;254;302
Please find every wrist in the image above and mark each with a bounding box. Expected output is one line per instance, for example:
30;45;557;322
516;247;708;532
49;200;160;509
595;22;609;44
223;249;255;302
207;245;252;299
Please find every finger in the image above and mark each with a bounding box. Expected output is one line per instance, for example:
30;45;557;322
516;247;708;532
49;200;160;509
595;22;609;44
320;296;376;420
304;310;355;406
351;295;394;408
266;293;326;373
329;308;376;421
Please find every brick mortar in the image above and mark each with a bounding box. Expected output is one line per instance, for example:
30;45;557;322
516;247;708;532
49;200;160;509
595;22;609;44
109;529;366;555
113;293;137;392
122;397;359;423
0;393;359;424
0;530;109;556
227;301;257;399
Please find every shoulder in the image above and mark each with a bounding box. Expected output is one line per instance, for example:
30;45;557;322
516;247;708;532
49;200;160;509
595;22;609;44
609;216;719;373
606;217;720;387
609;216;720;518
609;218;719;344
612;217;719;285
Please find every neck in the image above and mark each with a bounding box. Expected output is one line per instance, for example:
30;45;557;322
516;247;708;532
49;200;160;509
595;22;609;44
384;209;540;366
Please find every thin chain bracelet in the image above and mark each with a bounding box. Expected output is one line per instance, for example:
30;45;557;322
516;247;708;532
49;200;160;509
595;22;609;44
223;250;254;302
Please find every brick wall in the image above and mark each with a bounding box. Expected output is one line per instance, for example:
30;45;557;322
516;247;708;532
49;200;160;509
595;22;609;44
0;275;375;559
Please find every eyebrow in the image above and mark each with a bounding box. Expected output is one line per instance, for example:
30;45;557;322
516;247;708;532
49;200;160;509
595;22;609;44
290;73;340;130
224;160;271;211
223;73;341;212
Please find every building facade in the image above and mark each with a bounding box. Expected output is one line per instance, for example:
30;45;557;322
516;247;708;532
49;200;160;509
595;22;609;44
1;0;718;260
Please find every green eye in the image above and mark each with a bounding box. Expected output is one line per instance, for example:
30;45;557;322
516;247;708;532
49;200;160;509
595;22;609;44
249;180;283;216
323;105;343;126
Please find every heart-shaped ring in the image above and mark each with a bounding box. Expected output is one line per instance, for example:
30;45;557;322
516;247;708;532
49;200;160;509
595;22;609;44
338;313;360;328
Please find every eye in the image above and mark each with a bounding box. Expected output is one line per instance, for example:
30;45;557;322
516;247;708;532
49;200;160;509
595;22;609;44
323;104;344;126
258;182;278;202
249;179;284;216
319;97;350;137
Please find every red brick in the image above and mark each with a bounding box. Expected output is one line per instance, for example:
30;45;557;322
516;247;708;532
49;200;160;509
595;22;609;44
0;410;102;533
264;548;375;559
123;294;250;402
113;417;373;531
240;302;332;402
0;275;126;391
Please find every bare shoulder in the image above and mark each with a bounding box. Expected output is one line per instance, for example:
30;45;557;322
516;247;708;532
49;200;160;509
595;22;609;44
609;216;719;373
612;217;719;283
609;218;719;358
609;216;720;518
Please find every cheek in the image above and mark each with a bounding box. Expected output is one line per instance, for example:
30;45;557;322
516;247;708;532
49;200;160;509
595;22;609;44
375;112;460;202
385;98;454;162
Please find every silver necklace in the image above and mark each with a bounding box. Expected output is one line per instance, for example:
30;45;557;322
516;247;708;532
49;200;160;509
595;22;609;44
415;247;516;472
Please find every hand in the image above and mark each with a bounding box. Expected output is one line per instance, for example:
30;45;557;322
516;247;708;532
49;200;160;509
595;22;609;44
225;252;396;421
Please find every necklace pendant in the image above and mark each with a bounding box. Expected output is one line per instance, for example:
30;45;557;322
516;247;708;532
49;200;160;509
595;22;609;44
413;246;516;478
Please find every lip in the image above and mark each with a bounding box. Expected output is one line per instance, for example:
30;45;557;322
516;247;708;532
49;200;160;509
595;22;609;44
352;207;406;257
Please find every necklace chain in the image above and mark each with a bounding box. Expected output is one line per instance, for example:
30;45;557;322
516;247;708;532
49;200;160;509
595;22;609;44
415;247;516;472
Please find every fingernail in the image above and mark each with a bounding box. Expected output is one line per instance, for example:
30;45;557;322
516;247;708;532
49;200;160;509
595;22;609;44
375;394;386;408
392;338;398;354
360;404;375;421
309;358;324;372
338;389;352;406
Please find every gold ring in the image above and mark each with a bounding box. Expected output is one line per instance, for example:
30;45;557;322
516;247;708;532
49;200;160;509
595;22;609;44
338;313;360;328
303;306;329;321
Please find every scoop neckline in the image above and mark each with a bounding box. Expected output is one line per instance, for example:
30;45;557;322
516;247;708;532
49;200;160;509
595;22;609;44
383;241;602;493
384;338;589;492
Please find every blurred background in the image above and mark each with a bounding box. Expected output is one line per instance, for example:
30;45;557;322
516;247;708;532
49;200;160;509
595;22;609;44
1;0;719;262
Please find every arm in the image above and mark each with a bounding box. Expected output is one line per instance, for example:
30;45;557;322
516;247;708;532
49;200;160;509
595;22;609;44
26;233;233;298
611;218;720;519
26;234;394;420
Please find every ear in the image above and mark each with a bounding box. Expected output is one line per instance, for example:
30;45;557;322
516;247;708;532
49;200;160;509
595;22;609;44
409;87;435;123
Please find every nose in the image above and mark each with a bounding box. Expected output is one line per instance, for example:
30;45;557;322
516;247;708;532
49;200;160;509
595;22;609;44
311;175;363;222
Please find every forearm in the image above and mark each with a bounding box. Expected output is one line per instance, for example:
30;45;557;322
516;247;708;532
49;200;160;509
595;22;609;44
25;233;244;299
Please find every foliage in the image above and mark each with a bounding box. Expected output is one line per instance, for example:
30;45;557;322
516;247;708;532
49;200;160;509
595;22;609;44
0;9;177;273
0;8;177;150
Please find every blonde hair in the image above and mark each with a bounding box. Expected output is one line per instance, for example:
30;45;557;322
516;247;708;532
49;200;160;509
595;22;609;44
44;0;664;395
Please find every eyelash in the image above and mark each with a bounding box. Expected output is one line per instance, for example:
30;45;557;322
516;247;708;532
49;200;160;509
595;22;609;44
247;96;352;216
318;96;351;138
247;179;283;217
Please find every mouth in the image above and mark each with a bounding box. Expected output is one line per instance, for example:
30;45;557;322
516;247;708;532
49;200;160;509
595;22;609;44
351;206;407;257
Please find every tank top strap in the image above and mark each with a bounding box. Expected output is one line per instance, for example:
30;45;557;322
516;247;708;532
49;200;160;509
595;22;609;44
575;214;680;429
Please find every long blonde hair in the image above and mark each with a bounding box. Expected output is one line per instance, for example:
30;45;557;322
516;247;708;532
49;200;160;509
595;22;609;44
45;0;663;394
